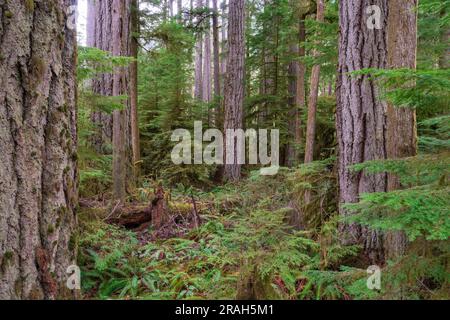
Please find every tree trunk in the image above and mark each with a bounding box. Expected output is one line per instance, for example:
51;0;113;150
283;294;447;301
336;0;388;263
88;0;113;153
212;0;221;101
194;0;204;100
223;0;245;181
87;0;134;202
304;0;325;164
385;0;418;260
203;0;212;104
178;0;183;22
111;0;133;203
130;0;141;180
0;0;78;299
439;6;450;69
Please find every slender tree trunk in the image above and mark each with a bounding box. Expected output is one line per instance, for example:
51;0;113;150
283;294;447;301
203;0;212;104
336;0;388;263
286;11;307;166
439;7;450;69
304;0;325;164
0;0;78;299
286;43;299;167
385;0;419;260
194;0;204;100
169;0;174;18
212;0;221;125
130;0;140;180
178;0;183;22
223;0;245;181
220;0;228;87
296;19;307;158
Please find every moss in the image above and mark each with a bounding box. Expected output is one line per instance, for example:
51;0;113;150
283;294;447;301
4;11;13;19
25;0;35;12
47;225;55;235
71;152;78;162
69;233;78;252
30;56;46;85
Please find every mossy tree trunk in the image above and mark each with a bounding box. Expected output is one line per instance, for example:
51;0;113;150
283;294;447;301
0;0;78;299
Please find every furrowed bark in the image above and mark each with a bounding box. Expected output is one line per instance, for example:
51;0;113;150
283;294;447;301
336;0;388;263
0;0;78;299
223;0;245;181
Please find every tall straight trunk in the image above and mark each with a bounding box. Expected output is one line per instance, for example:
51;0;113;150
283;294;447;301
0;0;78;299
304;0;325;164
169;0;174;18
220;0;228;84
194;0;204;100
212;0;221;99
336;0;388;263
111;0;133;202
439;7;450;69
286;43;299;167
88;0;134;202
295;19;307;157
286;13;307;166
203;0;212;104
130;0;140;180
88;0;114;152
385;0;418;260
223;0;245;181
178;0;183;22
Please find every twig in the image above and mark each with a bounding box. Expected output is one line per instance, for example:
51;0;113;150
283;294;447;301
104;200;121;221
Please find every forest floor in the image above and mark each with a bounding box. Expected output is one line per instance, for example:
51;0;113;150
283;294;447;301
76;163;374;300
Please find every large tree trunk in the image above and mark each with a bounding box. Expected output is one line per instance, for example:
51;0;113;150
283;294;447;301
223;0;245;181
194;0;204;100
304;0;325;164
385;0;418;260
0;0;78;299
336;0;388;263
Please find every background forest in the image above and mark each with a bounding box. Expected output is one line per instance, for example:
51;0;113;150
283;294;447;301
0;0;448;300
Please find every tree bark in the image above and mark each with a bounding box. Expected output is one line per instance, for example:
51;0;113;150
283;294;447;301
130;0;141;180
223;0;245;181
439;6;450;69
0;0;78;299
212;0;221;99
336;0;388;263
385;0;418;260
88;0;114;152
194;0;204;100
203;0;212;104
304;0;325;164
87;0;134;202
